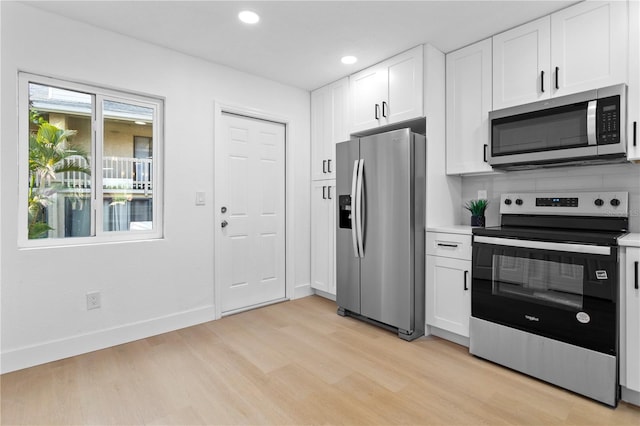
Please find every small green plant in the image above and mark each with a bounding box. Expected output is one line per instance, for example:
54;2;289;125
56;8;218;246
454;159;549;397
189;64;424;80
464;199;489;216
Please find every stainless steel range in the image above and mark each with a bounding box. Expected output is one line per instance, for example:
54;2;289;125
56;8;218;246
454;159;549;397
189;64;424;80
470;191;629;407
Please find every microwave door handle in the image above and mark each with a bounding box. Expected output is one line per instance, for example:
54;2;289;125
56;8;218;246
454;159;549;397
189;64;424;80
351;159;360;258
587;100;597;146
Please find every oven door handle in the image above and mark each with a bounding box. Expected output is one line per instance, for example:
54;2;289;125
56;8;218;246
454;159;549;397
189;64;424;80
473;236;611;255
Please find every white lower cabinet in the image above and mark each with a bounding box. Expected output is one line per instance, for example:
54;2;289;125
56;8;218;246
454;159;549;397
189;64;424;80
621;245;640;405
425;231;472;342
310;181;336;296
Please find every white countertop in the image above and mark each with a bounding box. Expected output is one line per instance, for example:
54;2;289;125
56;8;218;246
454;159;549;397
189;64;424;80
426;225;474;235
619;233;640;247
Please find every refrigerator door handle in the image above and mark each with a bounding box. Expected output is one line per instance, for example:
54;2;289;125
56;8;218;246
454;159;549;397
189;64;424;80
350;159;360;258
356;159;365;257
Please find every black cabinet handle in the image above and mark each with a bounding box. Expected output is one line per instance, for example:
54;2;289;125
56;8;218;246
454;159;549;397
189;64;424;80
464;270;469;291
633;121;637;147
555;66;559;90
322;160;327;173
328;186;332;200
483;144;488;163
375;104;380;120
382;101;388;118
635;261;638;290
437;243;459;248
327;159;332;173
541;70;545;93
322;186;327;200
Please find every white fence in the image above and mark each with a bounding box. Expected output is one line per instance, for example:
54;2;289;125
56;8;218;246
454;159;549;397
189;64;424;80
37;155;153;191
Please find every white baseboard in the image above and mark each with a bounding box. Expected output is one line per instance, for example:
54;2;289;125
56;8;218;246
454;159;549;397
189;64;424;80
621;386;640;407
293;282;313;299
425;325;470;347
313;288;336;301
1;305;217;374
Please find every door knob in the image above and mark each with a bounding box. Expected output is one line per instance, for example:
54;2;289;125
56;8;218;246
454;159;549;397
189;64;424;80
221;220;229;228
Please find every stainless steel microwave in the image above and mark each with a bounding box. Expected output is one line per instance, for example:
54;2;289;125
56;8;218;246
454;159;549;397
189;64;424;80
488;84;627;170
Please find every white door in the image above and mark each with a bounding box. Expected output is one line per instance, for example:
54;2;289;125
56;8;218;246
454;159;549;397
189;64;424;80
446;39;493;175
493;16;551;109
350;66;385;132
426;255;471;337
216;112;286;314
310;181;336;295
550;0;627;97
311;86;329;181
385;46;423;125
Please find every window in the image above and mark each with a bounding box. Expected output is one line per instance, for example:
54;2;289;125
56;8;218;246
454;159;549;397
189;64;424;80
19;73;163;245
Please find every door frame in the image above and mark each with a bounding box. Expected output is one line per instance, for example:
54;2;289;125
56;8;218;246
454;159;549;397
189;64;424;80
213;102;293;319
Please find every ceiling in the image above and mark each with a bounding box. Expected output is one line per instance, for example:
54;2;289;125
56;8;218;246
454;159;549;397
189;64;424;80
22;1;580;91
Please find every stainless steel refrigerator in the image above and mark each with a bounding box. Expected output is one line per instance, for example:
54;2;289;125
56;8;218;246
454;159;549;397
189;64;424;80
336;128;425;341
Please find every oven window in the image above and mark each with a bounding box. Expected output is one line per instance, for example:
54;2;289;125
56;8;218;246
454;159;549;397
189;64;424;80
492;254;583;310
492;103;588;156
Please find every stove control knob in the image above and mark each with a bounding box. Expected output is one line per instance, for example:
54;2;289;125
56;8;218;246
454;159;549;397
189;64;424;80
504;198;512;205
594;198;604;207
610;198;621;207
515;199;523;206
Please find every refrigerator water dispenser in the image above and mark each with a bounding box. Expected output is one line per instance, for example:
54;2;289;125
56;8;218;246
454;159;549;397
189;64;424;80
338;195;352;229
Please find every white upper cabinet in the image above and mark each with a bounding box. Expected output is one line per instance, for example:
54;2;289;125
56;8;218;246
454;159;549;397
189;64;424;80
446;39;494;175
551;1;628;96
311;77;349;181
493;16;551;109
350;46;423;133
493;1;628;110
628;0;640;161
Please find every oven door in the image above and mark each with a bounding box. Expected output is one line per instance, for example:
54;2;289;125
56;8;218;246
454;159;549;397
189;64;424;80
472;236;618;355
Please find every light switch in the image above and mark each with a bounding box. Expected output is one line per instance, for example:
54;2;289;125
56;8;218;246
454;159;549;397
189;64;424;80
477;190;487;200
195;191;206;206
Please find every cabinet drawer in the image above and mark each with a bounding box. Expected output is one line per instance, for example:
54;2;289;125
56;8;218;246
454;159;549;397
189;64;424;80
426;232;472;260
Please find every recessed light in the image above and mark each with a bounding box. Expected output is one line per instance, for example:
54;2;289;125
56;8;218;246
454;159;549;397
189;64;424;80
134;121;146;125
341;56;358;65
239;10;260;24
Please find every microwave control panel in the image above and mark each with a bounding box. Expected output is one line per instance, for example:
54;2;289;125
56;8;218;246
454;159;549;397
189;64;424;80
597;96;620;145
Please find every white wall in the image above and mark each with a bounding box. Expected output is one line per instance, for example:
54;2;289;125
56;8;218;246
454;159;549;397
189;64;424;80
0;2;311;373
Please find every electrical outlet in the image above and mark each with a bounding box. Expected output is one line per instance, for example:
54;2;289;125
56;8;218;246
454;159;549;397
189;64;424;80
477;190;488;200
86;292;101;310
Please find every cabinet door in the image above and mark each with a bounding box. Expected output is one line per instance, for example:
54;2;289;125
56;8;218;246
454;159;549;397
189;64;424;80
493;16;551;109
624;247;640;392
310;181;336;295
311;79;349;180
628;0;639;161
329;77;350;144
425;255;471;337
551;1;628;97
350;66;385;133
446;39;493;175
385;46;423;125
326;78;350;179
311;87;329;181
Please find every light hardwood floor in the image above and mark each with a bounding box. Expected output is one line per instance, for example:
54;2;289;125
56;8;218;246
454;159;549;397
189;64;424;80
2;295;639;425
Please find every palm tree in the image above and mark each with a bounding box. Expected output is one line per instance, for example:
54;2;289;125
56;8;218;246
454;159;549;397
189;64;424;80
28;110;90;239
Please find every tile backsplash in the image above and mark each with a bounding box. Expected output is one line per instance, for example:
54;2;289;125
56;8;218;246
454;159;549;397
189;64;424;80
461;163;640;232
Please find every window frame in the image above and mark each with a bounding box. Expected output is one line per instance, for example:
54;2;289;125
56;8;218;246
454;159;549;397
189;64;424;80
18;72;164;247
